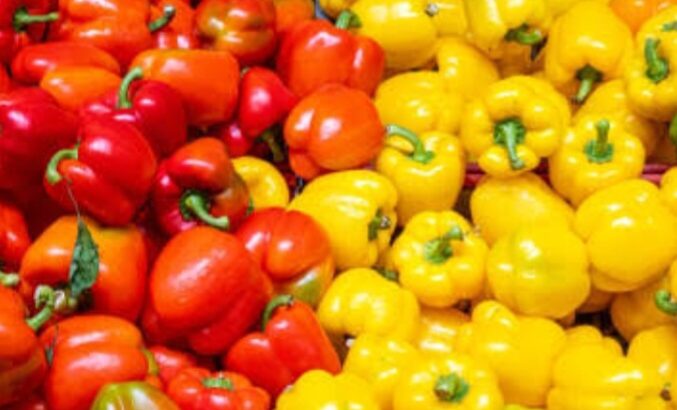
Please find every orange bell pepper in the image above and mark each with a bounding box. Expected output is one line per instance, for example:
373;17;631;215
39;66;121;112
610;0;677;33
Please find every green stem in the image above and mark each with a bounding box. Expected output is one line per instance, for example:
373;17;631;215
45;146;79;185
669;114;677;149
434;373;470;403
385;124;434;164
585;119;614;164
202;377;234;390
26;286;56;331
0;272;19;287
505;24;543;46
335;10;361;29
261;294;294;330
656;290;677;315
493;118;526;170
13;7;59;32
574;65;602;104
260;130;285;163
645;38;670;84
179;191;230;230
367;210;391;241
117;67;144;109
423;226;464;264
375;267;399;283
148;5;176;33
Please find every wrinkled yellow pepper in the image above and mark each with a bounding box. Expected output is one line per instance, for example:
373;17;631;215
461;76;570;177
232;156;289;210
276;370;380;410
414;307;469;357
289;170;397;270
628;324;677;388
389;211;488;308
436;37;500;100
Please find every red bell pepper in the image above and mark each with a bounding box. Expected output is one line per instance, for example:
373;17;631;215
151;0;200;49
0;64;11;92
0;285;55;407
284;84;385;180
195;0;276;65
235;207;334;307
148;345;199;385
0;198;30;280
0;0;58;64
217;120;255;157
40;315;151;410
0;88;78;191
273;0;313;36
225;295;341;397
152;137;250;236
149;227;272;355
44;117;157;226
276;14;385;97
11;41;121;85
81;67;187;158
6;393;47;410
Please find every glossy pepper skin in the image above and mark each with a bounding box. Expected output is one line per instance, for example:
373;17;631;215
151;0;200;49
461;76;570;178
273;0;313;35
19;215;148;321
167;367;270;410
235;208;334;306
575;179;677;292
196;0;276;65
289;170;397;270
0;198;30;273
376;125;465;225
225;295;341;396
0;88;78;190
40;66;122;112
436;37;500;101
276;370;380;410
152;137;250;236
389;211;488;308
627;324;677;387
91;382;180;410
0;0;57;65
148;345;198;385
455;301;567;407
44;118;157;226
232;157;290;210
40;315;150;410
610;0;677;33
276;14;384;97
131;49;239;127
149;227;272;355
81;67;188;158
317;268;420;342
414;307;469;358
284;84;384;180
544;1;633;103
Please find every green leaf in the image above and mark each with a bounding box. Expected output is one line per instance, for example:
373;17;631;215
68;219;99;299
45;325;58;366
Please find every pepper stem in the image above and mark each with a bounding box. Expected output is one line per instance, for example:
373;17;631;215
367;210;391;241
117;67;144;109
13;7;59;32
261;294;294;330
26;285;56;331
148;5;176;33
669;114;677;149
375;267;399;282
179;190;230;230
45;146;79;185
656;290;677;315
0;272;19;287
505;24;543;46
493;118;526;170
574;65;602;104
260;130;285;163
202;377;234;390
423;226;464;264
335;10;361;29
645;38;670;84
584;119;614;164
434;373;470;403
385;124;435;164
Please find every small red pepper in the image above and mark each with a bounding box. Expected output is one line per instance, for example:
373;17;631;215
276;13;385;97
151;0;200;49
0;198;30;282
167;367;271;410
225;295;341;397
0;0;58;64
44;117;157;226
148;345;199;385
80;67;188;158
152;137;250;236
216;120;255;158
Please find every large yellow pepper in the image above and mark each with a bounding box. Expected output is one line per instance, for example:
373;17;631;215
414;307;469;358
487;223;591;320
232;156;289;210
661;166;677;215
389;211;488;308
461;76;570;177
628;324;677;389
376;125;465;226
343;334;421;409
317;268;420;342
393;353;504;410
505;406;543;410
549;116;646;206
575;179;677;292
455;301;567;407
544;1;633;104
375;71;464;136
436;37;500;100
470;173;575;245
289;170;397;270
276;370;380;410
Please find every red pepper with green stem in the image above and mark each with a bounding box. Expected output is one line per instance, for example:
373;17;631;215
0;0;59;65
151;0;200;49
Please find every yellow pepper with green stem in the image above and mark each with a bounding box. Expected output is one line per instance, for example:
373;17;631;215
276;370;380;410
436;38;500;100
232;156;289;210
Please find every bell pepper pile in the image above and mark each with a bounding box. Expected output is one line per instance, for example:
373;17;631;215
9;0;677;409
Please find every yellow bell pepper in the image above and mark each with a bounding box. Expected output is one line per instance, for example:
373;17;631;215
414;307;469;358
655;260;677;317
461;76;570;177
549;116;646;206
547;326;667;410
374;71;464;136
232;156;289;210
436;37;500;100
628;324;677;388
574;179;677;292
544;1;633;104
575;79;661;155
389;211;488;308
376;125;465;226
505;406;543;410
470;172;575;245
276;370;380;410
393;353;504;410
661;166;677;216
289;170;397;270
455;301;567;407
487;223;591;320
343;334;421;409
317;268;420;342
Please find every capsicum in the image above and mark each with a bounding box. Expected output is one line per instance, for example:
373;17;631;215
40;66;122;112
276;370;380;410
461;75;570;177
610;0;676;33
274;0;313;35
148;345;199;385
661;166;677;215
289;170;397;270
627;324;677;388
436;37;500;100
91;382;180;410
0;198;30;277
151;0;200;49
0;0;57;65
232;157;290;210
414;307;469;358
